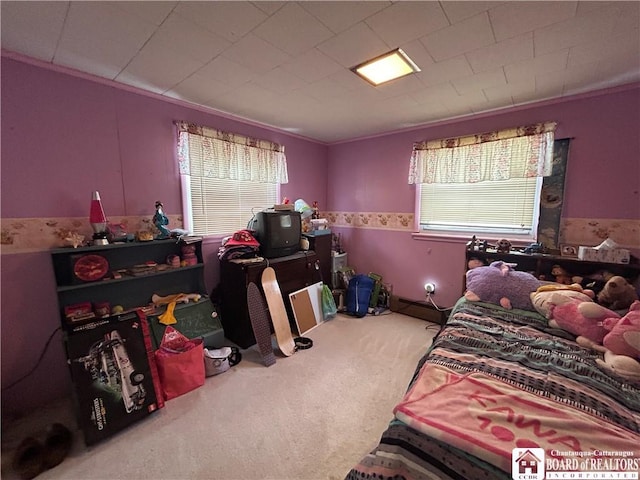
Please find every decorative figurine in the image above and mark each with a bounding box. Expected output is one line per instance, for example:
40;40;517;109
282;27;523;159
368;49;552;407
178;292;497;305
153;201;170;238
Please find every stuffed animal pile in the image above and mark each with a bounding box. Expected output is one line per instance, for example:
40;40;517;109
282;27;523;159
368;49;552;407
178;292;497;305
530;286;640;381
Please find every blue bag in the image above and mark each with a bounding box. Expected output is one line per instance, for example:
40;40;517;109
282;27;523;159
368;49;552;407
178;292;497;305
346;274;374;317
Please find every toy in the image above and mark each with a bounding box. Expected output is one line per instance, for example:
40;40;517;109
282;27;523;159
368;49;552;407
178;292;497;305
467;257;485;270
530;284;594;318
153;201;170;238
496;238;511;253
522;242;545;254
464;261;541;310
601;300;640;359
547;294;619;344
597;275;638;310
577;335;640;381
550;264;572;285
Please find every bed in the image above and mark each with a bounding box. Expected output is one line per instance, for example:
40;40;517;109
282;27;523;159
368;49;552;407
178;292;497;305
346;298;640;480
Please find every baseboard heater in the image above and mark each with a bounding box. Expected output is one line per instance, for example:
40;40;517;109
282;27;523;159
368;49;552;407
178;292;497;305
389;295;447;325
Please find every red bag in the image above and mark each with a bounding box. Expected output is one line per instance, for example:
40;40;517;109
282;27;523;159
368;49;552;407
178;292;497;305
154;326;205;401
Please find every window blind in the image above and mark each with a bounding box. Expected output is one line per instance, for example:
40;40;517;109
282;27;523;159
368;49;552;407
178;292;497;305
419;176;541;235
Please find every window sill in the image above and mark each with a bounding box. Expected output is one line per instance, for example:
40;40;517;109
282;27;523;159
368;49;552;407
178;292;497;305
411;231;536;247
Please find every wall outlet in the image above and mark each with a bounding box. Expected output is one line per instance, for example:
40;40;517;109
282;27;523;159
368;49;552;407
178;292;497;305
424;282;436;294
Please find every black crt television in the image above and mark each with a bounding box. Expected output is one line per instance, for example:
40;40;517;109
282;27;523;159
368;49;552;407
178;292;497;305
249;210;302;258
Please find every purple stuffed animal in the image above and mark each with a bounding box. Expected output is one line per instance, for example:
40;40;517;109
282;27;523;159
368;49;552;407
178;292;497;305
465;261;541;310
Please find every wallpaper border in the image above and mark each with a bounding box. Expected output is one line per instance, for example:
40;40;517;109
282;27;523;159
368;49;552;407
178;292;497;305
1;214;638;254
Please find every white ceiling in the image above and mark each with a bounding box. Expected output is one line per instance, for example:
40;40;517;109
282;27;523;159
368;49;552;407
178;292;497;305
2;1;639;143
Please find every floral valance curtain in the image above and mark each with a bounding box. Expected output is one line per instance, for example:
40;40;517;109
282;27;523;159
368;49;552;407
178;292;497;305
408;122;556;184
176;121;288;184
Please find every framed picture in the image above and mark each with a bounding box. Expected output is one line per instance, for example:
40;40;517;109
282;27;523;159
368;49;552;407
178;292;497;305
560;244;578;257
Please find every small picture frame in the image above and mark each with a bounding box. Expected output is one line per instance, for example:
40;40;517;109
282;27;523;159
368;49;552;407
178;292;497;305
560;244;578;257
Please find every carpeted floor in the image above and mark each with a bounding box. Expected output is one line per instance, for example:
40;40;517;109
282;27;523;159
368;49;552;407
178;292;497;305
1;312;439;480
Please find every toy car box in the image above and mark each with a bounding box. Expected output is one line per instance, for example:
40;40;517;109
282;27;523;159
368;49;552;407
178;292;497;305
64;311;163;446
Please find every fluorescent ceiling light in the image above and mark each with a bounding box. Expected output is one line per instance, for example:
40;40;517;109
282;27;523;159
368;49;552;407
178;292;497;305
352;48;421;86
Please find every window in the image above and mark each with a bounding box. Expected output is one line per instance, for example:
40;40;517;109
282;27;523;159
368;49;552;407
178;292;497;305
177;122;288;236
418;176;542;237
409;122;556;240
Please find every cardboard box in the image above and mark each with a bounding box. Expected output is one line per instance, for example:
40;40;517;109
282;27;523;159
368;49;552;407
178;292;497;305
578;246;630;264
65;311;163;445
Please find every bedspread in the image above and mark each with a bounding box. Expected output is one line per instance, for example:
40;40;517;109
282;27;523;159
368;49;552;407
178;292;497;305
346;300;640;480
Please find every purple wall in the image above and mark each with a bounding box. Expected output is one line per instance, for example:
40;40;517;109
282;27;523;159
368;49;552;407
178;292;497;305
0;57;327;417
328;85;640;307
2;55;639;418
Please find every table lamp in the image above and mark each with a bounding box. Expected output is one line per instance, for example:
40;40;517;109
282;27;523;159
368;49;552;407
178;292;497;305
89;191;109;245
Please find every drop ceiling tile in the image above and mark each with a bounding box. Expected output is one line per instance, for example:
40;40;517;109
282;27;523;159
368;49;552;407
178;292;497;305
596;52;640;84
421;12;494;62
252;2;334;56
534;5;619;56
409;82;460;105
61;2;156;51
575;1;616;15
612;2;640;31
0;1;67;61
114;1;176;26
446;90;491;115
221;33;291;74
54;39;138;80
281;48;344;83
300;1;390;34
374;94;420;116
490;1;577;41
207;83;280;116
451;68;506;95
365;2;450;47
417;56;474;87
399;39;435;71
295;76;353;102
440;1;502;23
375;74;426;98
174;2;268;42
400;100;452;128
568;28;640;67
484;78;535;103
251;2;286;16
316;22;388;68
116;41;203;93
504;50;569;84
556;62;611;93
146;13;231;64
55;3;159;78
328;70;381;98
466;32;533;73
166;73;234;105
249;67;307;94
196;56;256;86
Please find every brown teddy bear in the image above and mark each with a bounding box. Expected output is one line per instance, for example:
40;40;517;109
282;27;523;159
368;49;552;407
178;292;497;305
551;264;572;285
597;275;639;310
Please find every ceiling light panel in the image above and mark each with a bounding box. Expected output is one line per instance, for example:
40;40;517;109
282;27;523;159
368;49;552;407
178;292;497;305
352;49;420;86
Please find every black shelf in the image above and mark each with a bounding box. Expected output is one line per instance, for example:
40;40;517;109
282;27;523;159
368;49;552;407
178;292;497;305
56;264;204;292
